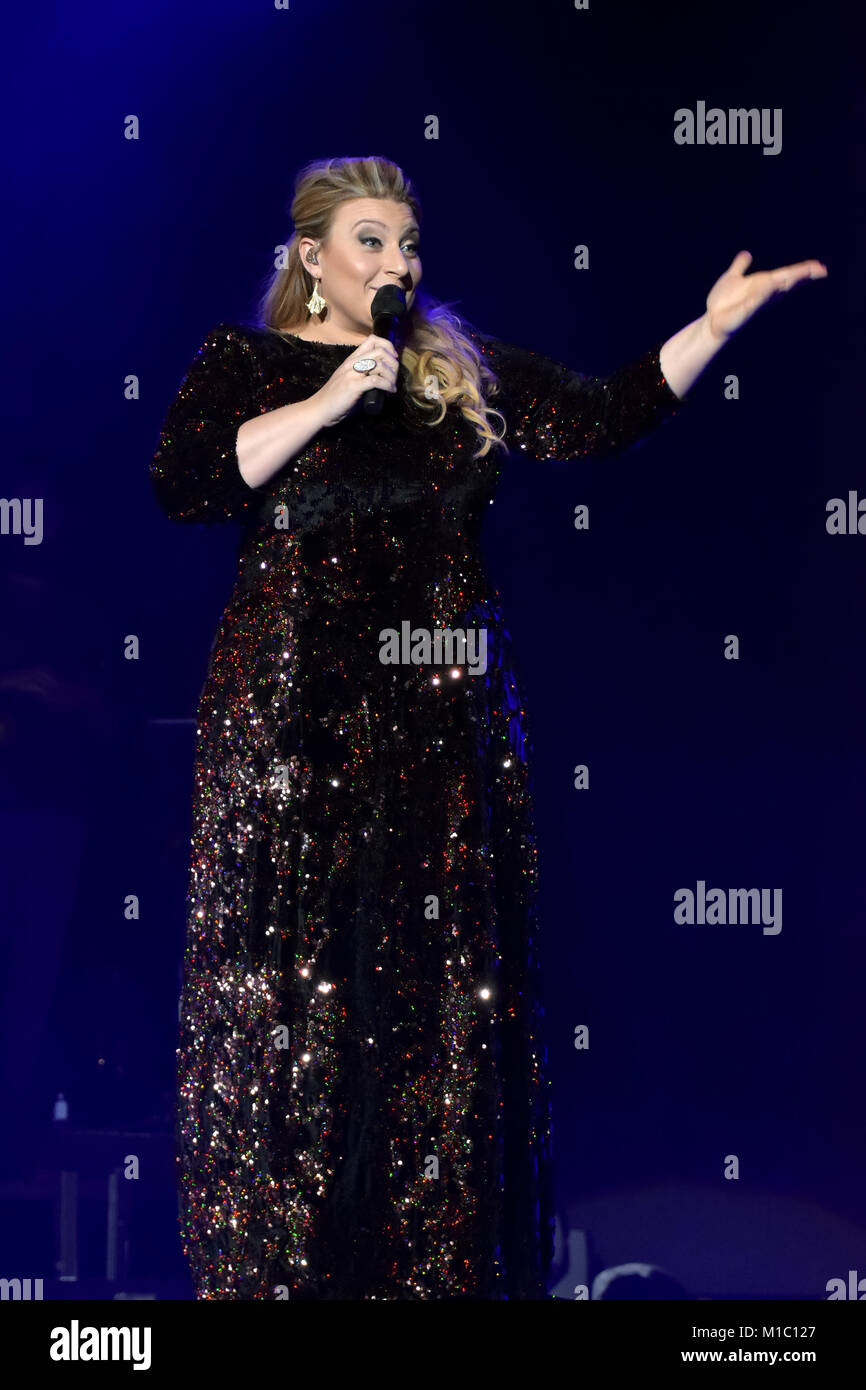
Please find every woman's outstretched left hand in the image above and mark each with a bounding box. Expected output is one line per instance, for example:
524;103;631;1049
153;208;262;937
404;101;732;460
705;250;828;342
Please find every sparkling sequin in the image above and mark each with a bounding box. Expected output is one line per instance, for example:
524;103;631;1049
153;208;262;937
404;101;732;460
150;321;683;1299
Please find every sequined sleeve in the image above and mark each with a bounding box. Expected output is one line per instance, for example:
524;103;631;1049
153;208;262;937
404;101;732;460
471;331;686;462
149;322;268;524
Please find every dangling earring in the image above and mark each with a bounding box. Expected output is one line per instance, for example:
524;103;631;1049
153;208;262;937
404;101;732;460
305;278;326;316
305;252;326;316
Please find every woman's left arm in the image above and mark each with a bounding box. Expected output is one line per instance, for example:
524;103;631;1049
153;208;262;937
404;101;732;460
659;250;828;400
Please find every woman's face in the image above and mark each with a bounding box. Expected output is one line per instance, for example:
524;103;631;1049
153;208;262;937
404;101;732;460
301;197;422;338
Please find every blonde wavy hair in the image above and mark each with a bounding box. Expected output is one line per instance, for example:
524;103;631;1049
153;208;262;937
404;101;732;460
255;155;508;461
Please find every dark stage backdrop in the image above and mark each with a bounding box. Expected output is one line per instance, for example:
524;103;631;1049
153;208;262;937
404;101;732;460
1;0;862;1300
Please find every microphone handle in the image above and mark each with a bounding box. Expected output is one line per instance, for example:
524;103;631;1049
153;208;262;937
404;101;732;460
361;312;401;416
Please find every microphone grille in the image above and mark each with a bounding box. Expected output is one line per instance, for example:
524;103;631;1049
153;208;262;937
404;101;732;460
371;284;407;319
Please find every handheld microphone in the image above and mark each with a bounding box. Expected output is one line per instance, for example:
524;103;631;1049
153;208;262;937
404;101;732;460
362;284;408;415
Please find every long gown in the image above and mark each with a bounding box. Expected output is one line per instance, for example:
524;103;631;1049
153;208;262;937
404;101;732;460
149;319;685;1299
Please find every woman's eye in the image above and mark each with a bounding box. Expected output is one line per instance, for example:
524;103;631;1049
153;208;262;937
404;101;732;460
360;235;420;256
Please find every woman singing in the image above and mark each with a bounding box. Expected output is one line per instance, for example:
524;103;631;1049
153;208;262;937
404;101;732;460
149;154;825;1300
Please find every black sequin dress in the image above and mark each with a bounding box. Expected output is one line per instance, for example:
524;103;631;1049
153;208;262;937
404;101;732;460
150;320;684;1300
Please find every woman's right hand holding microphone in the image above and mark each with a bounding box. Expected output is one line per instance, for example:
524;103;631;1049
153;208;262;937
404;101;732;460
310;335;400;428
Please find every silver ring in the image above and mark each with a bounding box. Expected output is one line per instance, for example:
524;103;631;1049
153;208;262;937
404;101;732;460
353;357;377;374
